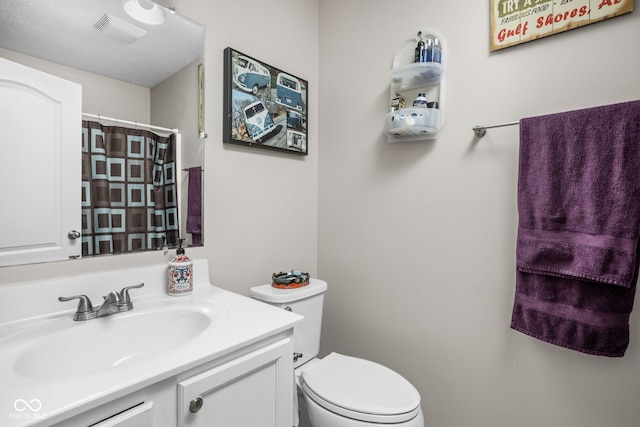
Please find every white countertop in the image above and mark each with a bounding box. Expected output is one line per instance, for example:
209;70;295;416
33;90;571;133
0;260;303;426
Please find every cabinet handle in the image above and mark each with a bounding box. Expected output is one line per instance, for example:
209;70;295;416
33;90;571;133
189;396;204;413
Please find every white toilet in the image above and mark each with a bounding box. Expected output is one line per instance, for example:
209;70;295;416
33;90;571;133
250;279;425;427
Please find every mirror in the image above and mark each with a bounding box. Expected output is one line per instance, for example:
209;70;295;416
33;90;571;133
0;0;205;265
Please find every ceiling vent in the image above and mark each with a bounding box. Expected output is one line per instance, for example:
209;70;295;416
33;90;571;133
93;13;147;44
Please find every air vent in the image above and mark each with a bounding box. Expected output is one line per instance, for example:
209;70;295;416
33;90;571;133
93;13;147;43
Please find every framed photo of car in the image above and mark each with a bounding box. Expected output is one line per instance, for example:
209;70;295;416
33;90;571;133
223;47;308;156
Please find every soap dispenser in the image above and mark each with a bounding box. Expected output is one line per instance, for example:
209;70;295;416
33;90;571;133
168;239;193;296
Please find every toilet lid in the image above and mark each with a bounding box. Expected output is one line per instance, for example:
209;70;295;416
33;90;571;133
300;353;421;423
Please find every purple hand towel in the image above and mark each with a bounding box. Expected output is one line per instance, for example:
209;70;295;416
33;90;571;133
186;166;202;246
511;100;640;357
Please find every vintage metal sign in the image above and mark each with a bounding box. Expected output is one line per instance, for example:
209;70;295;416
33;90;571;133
490;0;634;51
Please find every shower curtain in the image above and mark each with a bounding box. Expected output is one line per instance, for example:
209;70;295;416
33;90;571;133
81;120;179;256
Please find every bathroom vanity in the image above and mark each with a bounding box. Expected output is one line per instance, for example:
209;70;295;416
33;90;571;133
0;260;302;426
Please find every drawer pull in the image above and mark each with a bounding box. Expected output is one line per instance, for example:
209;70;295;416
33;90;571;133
189;396;204;413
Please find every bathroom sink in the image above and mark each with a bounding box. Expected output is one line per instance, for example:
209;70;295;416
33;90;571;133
12;306;219;380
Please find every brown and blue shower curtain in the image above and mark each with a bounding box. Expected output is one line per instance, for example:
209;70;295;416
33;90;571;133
81;121;179;256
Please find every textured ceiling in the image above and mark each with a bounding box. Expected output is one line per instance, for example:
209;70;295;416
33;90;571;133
0;0;204;88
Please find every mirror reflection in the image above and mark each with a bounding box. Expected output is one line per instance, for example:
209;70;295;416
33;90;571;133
0;0;205;266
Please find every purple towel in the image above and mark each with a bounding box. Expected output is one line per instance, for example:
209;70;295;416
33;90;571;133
186;167;202;246
511;100;640;357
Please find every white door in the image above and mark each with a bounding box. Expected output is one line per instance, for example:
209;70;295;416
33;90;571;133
0;57;81;266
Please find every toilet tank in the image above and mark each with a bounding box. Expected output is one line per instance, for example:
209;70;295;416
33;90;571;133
250;279;327;368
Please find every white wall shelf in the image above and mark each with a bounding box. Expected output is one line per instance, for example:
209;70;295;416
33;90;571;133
384;29;446;142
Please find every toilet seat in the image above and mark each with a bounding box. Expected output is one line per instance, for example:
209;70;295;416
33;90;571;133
300;353;421;424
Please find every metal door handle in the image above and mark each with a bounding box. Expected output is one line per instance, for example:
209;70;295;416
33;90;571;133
68;230;81;239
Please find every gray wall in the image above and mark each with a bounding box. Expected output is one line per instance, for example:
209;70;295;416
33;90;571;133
317;1;640;426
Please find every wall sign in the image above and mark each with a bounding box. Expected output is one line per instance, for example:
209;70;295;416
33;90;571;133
490;0;633;51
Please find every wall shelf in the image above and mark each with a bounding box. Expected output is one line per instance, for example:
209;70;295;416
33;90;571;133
390;62;443;88
384;29;446;143
385;107;442;139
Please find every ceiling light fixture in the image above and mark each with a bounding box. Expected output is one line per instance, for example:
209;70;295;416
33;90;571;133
123;0;166;25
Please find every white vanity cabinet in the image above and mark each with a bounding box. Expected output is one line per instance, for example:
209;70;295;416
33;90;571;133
52;334;294;427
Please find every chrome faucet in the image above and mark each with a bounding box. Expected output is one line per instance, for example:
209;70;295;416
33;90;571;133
59;283;145;321
96;291;122;317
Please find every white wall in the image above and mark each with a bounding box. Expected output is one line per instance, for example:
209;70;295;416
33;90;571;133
318;1;640;426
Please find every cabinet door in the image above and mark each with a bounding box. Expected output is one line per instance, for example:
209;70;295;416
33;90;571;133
0;57;81;266
178;338;293;427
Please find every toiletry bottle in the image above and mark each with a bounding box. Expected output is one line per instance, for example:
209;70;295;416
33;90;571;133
414;32;425;63
413;93;428;107
390;94;405;112
424;37;433;62
168;239;193;296
431;37;442;63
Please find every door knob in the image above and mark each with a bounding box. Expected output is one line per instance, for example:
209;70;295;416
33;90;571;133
68;230;81;239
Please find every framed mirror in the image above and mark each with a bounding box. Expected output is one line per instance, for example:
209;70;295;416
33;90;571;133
0;0;205;266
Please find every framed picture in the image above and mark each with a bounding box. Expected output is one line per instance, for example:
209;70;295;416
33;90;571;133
223;47;308;155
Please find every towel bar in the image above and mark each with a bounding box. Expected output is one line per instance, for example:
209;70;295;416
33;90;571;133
472;120;519;137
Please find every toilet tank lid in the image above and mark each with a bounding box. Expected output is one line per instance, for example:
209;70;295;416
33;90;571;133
250;278;327;303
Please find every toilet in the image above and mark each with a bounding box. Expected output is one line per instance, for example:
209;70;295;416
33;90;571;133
250;279;425;427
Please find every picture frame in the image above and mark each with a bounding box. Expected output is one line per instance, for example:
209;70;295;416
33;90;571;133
223;47;308;156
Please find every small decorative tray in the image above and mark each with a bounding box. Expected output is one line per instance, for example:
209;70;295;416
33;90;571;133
272;271;310;289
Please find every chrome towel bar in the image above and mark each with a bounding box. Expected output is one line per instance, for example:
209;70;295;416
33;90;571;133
472;120;519;137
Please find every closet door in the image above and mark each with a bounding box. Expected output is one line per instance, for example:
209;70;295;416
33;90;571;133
0;57;81;266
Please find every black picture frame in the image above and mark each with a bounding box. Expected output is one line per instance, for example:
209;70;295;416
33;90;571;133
223;47;308;156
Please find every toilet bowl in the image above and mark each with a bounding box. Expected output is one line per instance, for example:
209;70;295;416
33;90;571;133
296;353;424;427
250;279;425;427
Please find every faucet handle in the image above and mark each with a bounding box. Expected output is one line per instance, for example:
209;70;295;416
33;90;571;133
58;295;96;321
119;283;144;311
103;291;122;304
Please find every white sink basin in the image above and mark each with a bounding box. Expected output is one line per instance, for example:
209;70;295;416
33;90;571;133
13;306;220;379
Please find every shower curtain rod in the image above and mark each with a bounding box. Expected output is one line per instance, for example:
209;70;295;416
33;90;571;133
472;120;519;138
82;112;179;134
